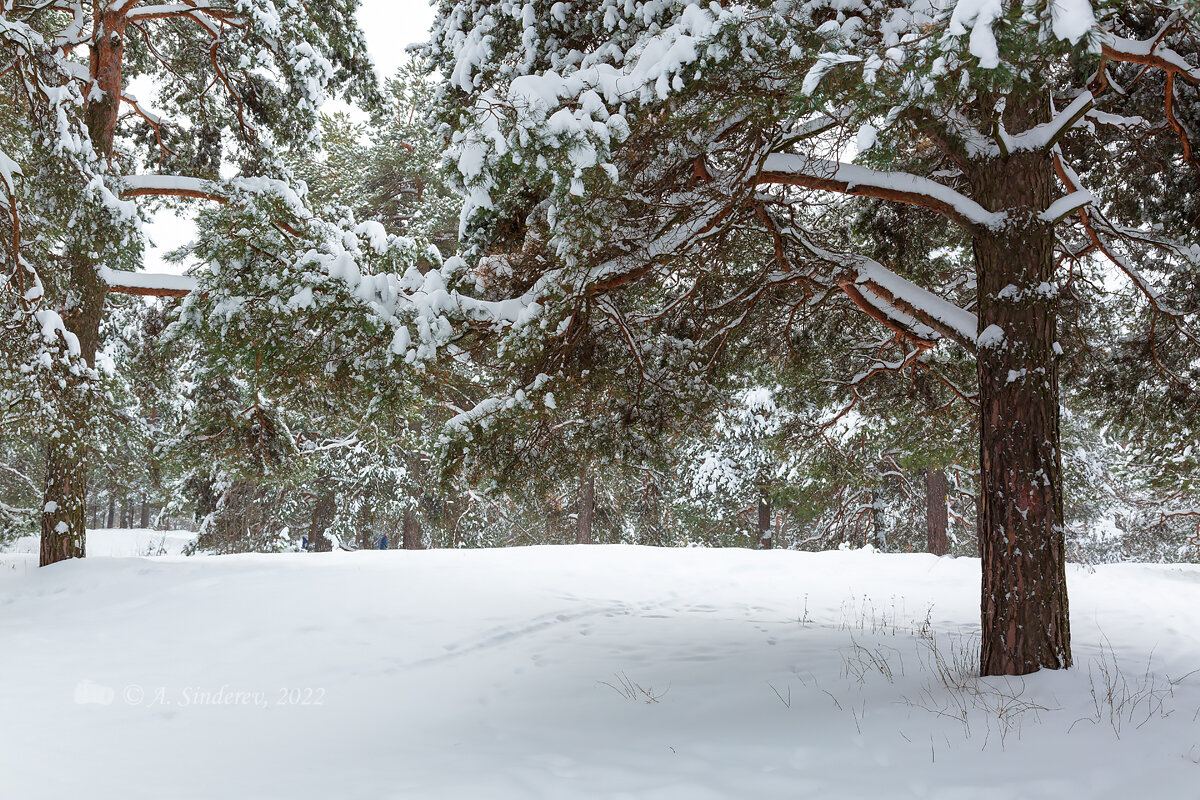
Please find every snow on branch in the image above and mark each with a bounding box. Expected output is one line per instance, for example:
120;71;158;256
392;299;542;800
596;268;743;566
1083;110;1155;133
586;193;734;294
50;1;88;49
1099;21;1200;166
758;155;1004;231
1001;92;1094;153
125;2;220;17
117;174;226;202
100;267;197;298
791;231;978;349
1102;30;1200;84
1040;190;1094;223
120;93;165;128
0;148;20;205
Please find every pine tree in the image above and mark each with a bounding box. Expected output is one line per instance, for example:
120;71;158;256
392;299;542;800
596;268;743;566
422;0;1200;675
1;0;377;565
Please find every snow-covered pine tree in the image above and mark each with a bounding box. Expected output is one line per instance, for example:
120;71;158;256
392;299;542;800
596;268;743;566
423;1;1200;675
0;0;377;565
294;63;462;257
688;386;796;549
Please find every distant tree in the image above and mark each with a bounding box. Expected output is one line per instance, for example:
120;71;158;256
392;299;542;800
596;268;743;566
296;62;460;256
687;387;796;549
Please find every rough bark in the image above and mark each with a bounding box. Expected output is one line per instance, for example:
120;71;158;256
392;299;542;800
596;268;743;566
970;100;1071;675
39;438;88;566
86;5;126;161
575;472;595;545
402;508;423;550
140;499;150;529
40;5;127;567
757;494;773;550
925;469;950;557
308;487;335;553
40;251;106;566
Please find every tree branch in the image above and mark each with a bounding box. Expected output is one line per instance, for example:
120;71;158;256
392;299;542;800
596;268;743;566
758;154;1003;231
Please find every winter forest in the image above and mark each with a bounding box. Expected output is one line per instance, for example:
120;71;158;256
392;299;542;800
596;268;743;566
3;1;1200;797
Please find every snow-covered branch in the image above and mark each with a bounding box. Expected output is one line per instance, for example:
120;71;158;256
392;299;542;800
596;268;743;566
758;155;1004;231
100;267;197;298
125;2;228;20
1053;151;1200;365
1001;92;1095;153
789;231;978;349
1102;31;1200;84
117;174;226;202
1040;190;1094;223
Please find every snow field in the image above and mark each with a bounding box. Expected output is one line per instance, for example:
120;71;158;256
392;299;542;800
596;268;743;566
0;542;1198;798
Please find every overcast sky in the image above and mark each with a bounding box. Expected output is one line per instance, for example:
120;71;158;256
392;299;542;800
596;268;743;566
145;0;438;272
358;0;437;79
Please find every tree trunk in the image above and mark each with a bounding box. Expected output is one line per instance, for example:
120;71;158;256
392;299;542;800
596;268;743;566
40;7;127;567
105;495;115;528
140;499;150;529
925;469;950;556
308;487;335;553
971;109;1070;675
356;506;374;551
40;253;106;566
402;507;423;550
86;6;127;160
575;472;595;545
40;438;88;566
757;494;773;549
869;488;886;551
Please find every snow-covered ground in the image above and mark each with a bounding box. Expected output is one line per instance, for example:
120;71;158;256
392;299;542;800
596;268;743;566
0;539;1198;799
3;527;197;565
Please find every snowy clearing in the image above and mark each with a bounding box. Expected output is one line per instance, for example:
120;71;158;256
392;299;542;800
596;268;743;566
2;527;197;565
1;542;1198;799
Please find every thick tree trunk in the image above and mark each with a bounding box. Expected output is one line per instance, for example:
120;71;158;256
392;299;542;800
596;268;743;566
308;487;335;553
105;494;115;528
402;507;423;550
140;499;150;529
925;469;950;557
40;252;106;566
86;6;126;160
757;494;773;550
40;439;88;566
575;472;595;545
971;114;1071;675
40;7;127;567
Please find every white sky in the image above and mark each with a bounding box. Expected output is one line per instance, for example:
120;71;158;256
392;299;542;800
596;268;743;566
143;0;437;273
358;0;437;79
